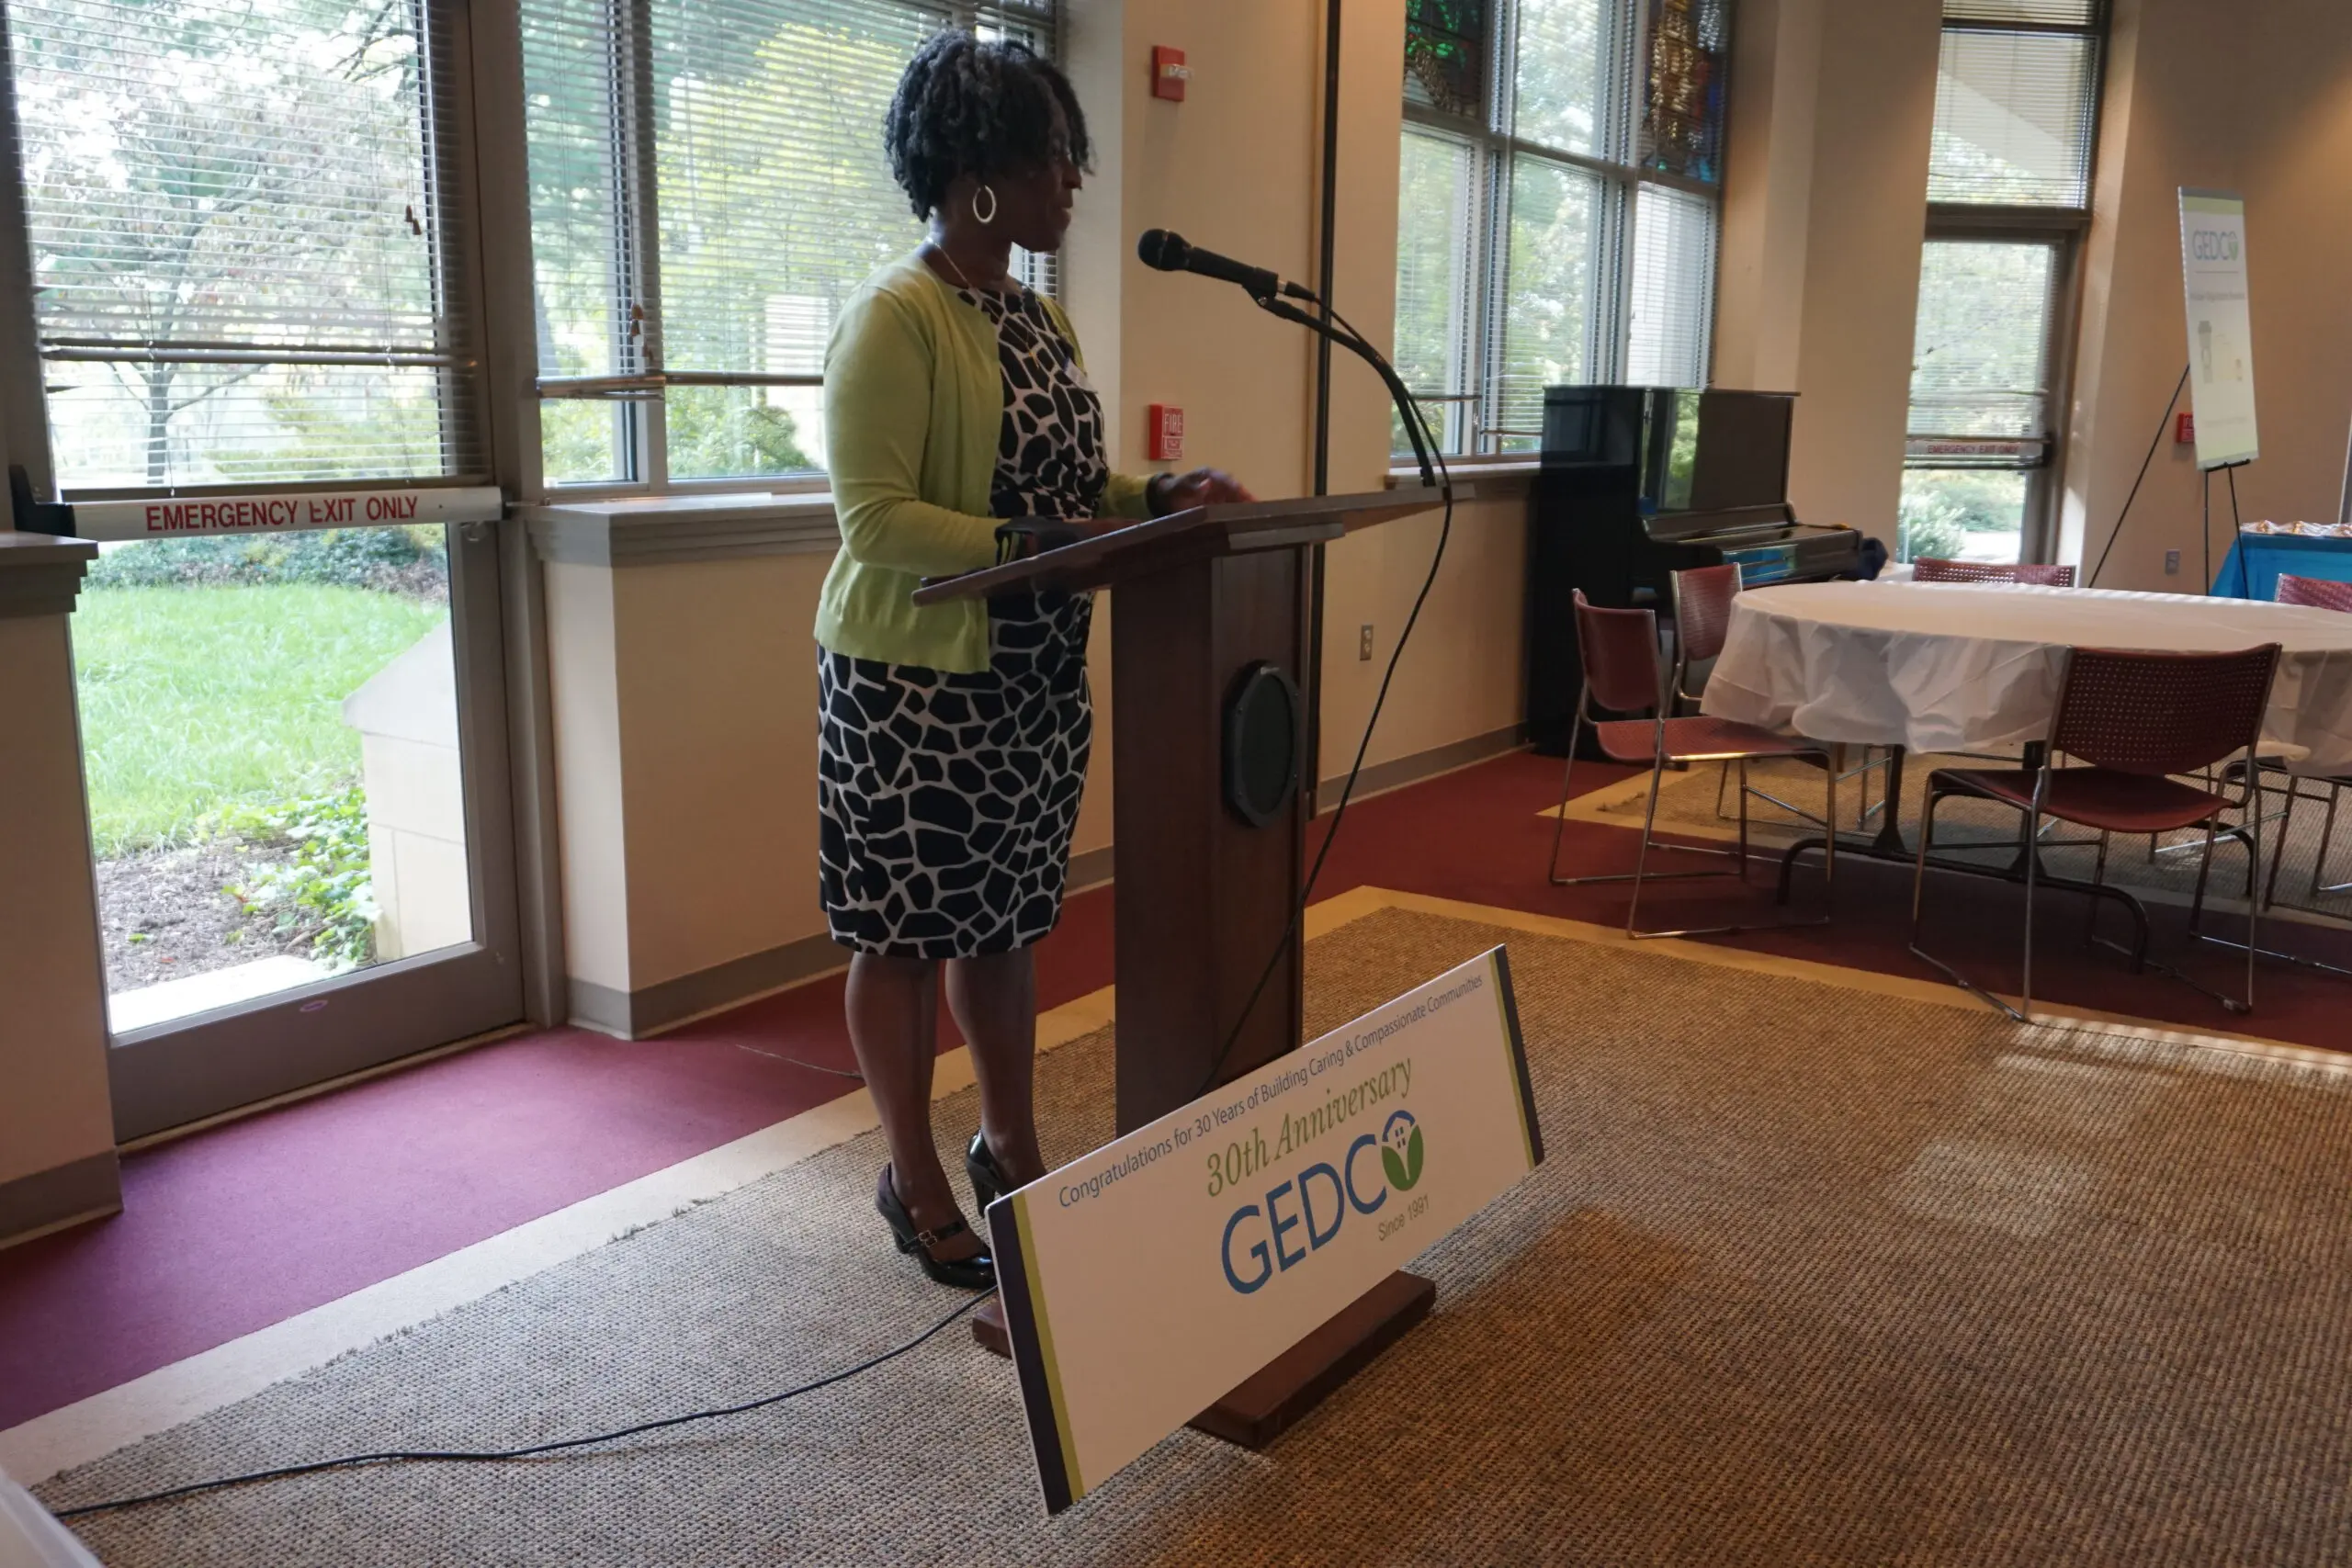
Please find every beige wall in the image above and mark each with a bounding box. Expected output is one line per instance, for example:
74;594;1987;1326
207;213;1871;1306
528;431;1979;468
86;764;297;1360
1736;0;1943;537
543;549;849;999
2066;0;2352;588
612;554;831;989
1317;488;1530;785
545;559;631;992
1714;0;1823;394
1070;0;1527;787
0;603;115;1198
1311;1;1530;780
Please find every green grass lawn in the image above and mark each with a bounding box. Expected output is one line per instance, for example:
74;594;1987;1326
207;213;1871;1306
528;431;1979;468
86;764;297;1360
74;583;448;853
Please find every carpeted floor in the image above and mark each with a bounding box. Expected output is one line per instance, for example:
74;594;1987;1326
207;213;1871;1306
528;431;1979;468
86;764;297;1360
41;906;2352;1566
1568;752;2352;917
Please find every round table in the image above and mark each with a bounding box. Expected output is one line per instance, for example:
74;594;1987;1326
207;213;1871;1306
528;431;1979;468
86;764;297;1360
1701;581;2352;774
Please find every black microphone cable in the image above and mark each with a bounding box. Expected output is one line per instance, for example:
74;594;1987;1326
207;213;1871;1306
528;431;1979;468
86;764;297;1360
50;1293;985;1520
1190;308;1453;1100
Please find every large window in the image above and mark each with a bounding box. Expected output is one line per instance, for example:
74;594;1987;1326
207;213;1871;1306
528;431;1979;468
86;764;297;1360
523;0;1057;490
1899;0;2104;564
1394;0;1727;457
7;0;482;491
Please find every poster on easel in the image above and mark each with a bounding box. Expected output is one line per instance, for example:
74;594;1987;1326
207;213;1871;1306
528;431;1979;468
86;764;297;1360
2178;189;2260;470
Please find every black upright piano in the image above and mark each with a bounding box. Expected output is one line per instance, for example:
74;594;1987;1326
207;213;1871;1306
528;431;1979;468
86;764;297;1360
1528;385;1861;754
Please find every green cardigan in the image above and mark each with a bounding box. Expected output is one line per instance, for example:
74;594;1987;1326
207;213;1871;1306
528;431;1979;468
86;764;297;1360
816;253;1154;673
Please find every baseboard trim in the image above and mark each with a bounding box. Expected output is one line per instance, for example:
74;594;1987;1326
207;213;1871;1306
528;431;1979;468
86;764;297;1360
569;932;842;1041
1317;724;1525;811
556;728;1524;1041
1065;842;1114;894
0;1150;122;1252
560;723;1523;1046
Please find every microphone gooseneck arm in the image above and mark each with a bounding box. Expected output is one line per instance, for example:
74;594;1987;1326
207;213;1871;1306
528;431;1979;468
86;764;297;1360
1253;295;1438;492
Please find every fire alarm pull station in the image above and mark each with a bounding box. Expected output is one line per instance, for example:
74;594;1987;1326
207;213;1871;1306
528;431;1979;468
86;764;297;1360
1152;46;1189;101
1148;404;1185;463
2177;412;2196;446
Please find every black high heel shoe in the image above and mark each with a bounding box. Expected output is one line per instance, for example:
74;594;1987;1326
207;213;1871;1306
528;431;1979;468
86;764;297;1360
966;1132;1015;1219
875;1166;994;1292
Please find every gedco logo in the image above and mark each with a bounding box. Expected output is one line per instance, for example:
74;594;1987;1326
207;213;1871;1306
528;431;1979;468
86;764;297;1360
1220;1111;1428;1295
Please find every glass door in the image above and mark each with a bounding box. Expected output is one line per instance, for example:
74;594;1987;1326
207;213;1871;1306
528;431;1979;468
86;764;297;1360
6;0;525;1137
70;513;521;1139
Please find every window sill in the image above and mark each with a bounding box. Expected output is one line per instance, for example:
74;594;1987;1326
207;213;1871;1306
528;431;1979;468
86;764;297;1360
1385;457;1538;494
0;532;100;619
520;490;841;569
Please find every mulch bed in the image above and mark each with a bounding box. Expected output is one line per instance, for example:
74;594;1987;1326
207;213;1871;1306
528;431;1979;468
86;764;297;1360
93;841;314;994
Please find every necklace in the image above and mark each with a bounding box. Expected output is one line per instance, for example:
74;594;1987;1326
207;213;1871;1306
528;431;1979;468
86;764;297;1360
928;241;1003;295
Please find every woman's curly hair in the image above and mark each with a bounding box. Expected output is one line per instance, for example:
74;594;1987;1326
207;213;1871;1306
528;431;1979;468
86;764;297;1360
883;30;1091;219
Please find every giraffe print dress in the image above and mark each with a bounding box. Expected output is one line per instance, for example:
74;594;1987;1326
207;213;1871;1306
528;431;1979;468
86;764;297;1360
816;281;1105;959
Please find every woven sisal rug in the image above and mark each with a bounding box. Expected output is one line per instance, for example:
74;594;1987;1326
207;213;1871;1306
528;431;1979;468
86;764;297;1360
40;905;2352;1566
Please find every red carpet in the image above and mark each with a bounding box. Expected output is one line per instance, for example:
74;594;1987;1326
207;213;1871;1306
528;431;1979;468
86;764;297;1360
3;748;2345;1431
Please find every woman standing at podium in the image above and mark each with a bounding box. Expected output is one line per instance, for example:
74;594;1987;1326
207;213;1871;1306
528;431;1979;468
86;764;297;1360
819;32;1250;1289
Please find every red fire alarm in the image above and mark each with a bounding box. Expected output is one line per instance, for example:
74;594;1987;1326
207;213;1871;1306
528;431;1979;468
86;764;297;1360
2176;412;2196;445
1151;46;1189;102
1148;403;1185;462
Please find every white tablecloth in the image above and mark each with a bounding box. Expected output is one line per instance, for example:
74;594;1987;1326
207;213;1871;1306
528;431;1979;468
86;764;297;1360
1700;581;2352;773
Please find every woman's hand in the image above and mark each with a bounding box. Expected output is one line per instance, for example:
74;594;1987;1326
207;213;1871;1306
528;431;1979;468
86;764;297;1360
1150;468;1257;514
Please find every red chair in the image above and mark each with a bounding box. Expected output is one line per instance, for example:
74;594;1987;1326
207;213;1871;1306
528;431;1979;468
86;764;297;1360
1670;564;1888;831
1666;564;1739;701
2258;575;2352;912
2276;573;2352;613
1547;589;1837;938
1913;558;2076;587
1909;643;2282;1019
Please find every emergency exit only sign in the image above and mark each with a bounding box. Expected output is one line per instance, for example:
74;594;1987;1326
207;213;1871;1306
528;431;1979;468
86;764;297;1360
53;485;503;542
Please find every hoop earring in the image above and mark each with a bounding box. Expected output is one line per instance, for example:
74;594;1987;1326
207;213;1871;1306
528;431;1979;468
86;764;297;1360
971;184;998;225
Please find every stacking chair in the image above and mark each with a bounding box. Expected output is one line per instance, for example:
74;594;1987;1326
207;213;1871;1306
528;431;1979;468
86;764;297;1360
1672;564;1887;831
1912;558;2077;587
1547;588;1837;938
1913;558;2084;779
1909;643;2282;1019
2257;574;2352;910
2276;572;2352;614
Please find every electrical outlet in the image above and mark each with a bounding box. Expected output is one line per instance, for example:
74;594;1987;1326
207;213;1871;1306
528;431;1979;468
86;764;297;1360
1358;624;1374;661
2165;549;2181;576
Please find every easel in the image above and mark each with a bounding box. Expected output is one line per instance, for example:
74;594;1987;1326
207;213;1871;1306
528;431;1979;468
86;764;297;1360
2202;456;2252;592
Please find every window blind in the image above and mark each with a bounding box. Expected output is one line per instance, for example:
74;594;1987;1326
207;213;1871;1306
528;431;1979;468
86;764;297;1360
1928;26;2098;207
1626;183;1715;387
1906;239;2056;442
523;0;1057;482
1395;128;1478;450
8;0;481;491
1942;0;2098;25
1493;155;1611;451
1510;0;1607;158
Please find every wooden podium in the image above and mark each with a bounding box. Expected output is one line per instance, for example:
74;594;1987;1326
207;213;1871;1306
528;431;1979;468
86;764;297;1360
913;485;1461;1447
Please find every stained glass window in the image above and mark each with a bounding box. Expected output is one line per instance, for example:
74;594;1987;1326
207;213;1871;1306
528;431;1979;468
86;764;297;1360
1404;0;1487;121
1640;0;1730;184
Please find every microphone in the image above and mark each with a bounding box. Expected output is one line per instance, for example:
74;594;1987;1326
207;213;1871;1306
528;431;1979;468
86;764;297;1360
1136;230;1314;303
1135;229;1438;490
